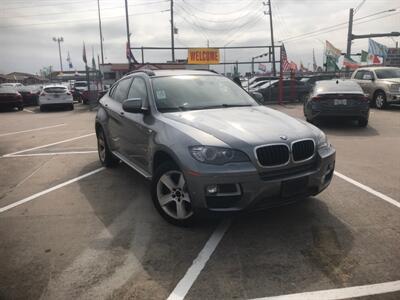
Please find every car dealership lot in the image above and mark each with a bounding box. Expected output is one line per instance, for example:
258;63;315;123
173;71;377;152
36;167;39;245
0;104;399;299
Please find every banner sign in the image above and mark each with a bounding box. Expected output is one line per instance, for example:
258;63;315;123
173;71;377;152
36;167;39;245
188;48;220;64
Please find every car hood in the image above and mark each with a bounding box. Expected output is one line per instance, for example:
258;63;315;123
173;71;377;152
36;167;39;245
383;78;400;84
163;106;316;147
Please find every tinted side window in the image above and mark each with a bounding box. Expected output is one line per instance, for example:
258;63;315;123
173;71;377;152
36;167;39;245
365;71;374;79
354;70;364;79
128;77;148;100
113;78;132;102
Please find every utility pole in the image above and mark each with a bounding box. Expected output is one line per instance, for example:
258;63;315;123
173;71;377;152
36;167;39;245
52;37;64;72
346;8;354;58
170;0;175;62
124;0;132;70
264;1;276;76
97;0;104;65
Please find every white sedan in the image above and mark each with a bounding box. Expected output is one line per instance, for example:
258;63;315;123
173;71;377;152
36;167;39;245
38;85;73;111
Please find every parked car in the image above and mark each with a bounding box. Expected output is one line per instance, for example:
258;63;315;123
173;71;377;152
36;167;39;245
351;67;400;109
0;82;24;88
0;86;23;110
17;86;40;106
304;79;369;127
38;85;73;111
95;69;336;226
243;76;279;90
255;79;310;102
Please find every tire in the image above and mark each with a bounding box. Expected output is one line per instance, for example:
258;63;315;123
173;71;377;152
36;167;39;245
374;91;387;109
40;105;45;112
358;118;368;127
96;127;119;167
151;162;195;226
17;105;23;111
69;104;74;110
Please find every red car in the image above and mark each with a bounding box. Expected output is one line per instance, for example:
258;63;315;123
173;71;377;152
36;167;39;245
0;86;23;110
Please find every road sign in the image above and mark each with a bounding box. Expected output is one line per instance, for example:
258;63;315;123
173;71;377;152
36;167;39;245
188;48;220;64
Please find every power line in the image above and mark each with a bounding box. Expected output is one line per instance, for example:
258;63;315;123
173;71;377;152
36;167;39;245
280;8;399;42
0;9;170;29
180;0;257;16
282;11;400;44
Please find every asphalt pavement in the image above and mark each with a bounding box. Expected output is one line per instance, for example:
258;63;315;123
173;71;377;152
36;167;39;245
0;103;399;300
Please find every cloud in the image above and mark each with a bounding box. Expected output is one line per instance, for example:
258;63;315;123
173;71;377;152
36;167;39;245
0;0;398;74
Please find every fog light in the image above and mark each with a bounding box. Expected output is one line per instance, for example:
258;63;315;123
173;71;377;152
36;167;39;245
206;185;218;195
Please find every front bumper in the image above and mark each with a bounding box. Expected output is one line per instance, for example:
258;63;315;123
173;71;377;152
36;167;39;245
386;92;400;104
310;103;369;119
184;146;336;212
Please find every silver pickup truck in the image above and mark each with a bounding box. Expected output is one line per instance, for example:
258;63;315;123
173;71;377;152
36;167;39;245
351;67;400;109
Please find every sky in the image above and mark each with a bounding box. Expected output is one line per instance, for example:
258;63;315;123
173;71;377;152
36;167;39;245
0;0;399;75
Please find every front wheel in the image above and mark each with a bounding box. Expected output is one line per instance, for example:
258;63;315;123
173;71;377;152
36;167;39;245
151;162;195;226
374;91;387;109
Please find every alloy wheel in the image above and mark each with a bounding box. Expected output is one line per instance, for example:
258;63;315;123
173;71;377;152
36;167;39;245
375;94;385;109
97;131;106;162
156;170;193;220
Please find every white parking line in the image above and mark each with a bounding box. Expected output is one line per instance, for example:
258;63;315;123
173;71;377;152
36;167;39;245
0;167;105;214
1;133;95;157
249;280;400;300
167;219;232;300
23;108;34;113
0;124;66;137
166;171;400;300
334;171;400;209
5;151;98;158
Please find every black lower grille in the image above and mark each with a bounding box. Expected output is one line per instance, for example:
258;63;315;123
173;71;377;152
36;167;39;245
256;144;289;167
292;140;315;162
259;160;318;181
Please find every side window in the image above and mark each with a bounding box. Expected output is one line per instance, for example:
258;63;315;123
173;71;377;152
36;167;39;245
113;78;132;103
128;77;148;101
365;71;374;80
354;70;364;79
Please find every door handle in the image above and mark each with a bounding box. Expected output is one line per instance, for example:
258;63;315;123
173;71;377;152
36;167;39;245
105;104;108;107
119;111;124;116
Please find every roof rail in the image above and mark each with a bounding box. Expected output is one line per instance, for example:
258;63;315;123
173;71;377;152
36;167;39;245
126;69;155;76
193;69;219;74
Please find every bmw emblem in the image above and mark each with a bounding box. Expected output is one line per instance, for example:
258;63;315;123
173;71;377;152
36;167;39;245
280;135;288;140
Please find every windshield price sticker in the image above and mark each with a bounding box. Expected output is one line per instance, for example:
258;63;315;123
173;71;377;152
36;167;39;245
156;90;167;100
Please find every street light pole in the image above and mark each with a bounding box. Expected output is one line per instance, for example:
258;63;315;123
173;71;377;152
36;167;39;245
53;37;64;72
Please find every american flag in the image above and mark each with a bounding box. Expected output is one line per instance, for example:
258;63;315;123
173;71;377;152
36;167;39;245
280;44;290;72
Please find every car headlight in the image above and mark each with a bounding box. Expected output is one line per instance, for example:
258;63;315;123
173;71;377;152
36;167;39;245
189;146;249;165
316;130;329;149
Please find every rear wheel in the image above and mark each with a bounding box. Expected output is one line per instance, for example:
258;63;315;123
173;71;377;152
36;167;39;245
151;162;195;226
358;118;368;127
96;127;119;167
374;91;387;109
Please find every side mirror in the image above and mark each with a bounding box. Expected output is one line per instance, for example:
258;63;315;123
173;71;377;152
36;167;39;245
251;92;264;103
122;98;146;113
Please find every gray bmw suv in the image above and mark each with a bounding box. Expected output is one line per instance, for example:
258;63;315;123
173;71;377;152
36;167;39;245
95;69;336;226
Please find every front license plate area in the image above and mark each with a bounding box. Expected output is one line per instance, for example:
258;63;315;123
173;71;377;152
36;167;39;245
281;176;309;198
334;99;347;105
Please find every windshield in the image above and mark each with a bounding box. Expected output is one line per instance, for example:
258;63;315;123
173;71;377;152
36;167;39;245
375;68;400;79
44;87;67;93
152;75;257;112
74;82;87;87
